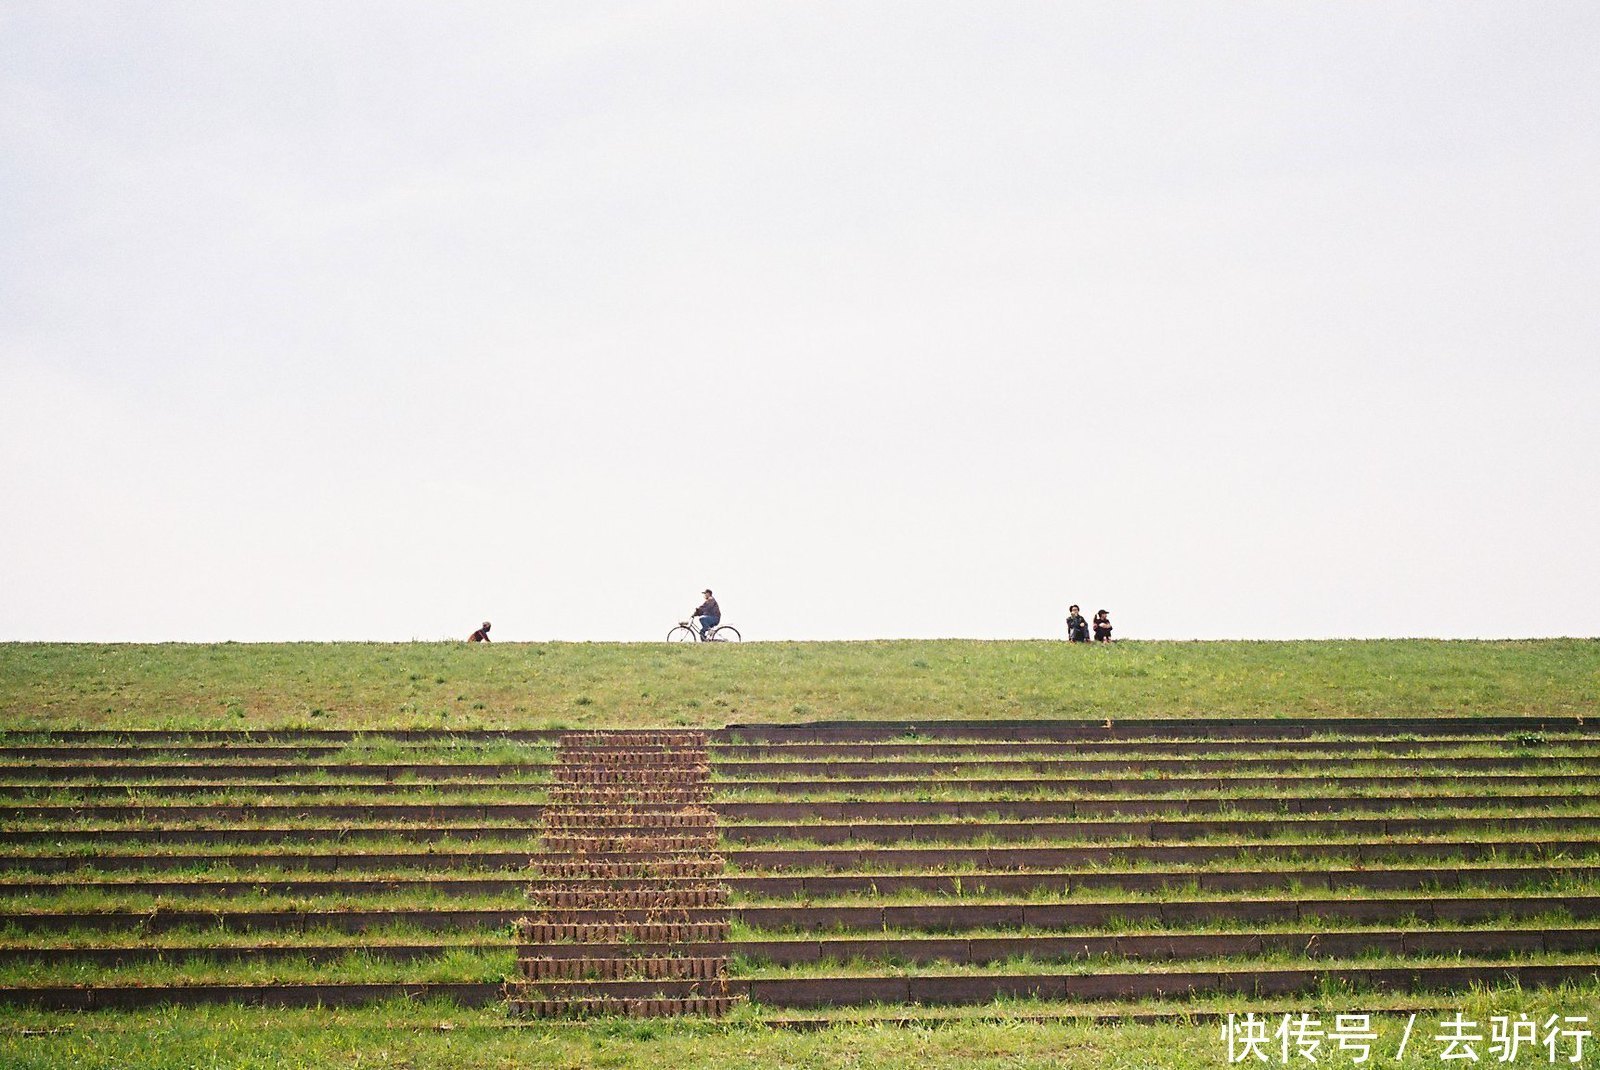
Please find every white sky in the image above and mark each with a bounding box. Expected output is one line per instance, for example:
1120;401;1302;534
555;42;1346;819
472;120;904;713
2;2;1597;642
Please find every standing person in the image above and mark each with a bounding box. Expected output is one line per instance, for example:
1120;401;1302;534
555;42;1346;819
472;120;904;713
692;590;721;640
1093;610;1113;643
468;621;492;643
1066;605;1089;643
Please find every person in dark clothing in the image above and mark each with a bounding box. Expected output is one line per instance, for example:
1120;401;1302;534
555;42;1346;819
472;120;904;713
1093;610;1113;643
468;621;492;643
1066;605;1089;643
693;590;721;639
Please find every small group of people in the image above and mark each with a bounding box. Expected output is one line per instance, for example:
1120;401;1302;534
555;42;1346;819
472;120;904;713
471;593;1102;642
466;589;723;642
1066;605;1112;643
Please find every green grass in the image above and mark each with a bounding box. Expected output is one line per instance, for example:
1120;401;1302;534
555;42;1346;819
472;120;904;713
2;638;1598;1065
723;949;1600;980
3;639;1597;731
3;989;1600;1070
0;947;515;987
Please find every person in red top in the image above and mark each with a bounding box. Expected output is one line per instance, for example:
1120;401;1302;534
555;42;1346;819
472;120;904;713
468;621;492;643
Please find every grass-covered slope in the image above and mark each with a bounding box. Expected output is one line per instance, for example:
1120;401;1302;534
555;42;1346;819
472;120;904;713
2;639;1596;731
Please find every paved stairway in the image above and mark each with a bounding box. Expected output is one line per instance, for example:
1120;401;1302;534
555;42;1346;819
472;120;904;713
507;731;742;1017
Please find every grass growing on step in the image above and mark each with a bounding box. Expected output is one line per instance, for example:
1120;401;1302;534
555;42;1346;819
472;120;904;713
724;874;1600;914
713;780;1600;803
726;910;1591;944
710;744;1600;771
0;946;516;987
0;884;529;913
723;948;1600;980
719;814;1600;852
0;833;548;859
331;738;554;766
0;920;518;948
0;785;552;806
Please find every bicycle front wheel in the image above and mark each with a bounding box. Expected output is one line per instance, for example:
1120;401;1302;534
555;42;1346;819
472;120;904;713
709;625;741;642
667;626;697;643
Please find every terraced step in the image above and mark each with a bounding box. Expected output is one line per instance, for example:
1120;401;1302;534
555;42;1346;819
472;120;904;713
9;754;1589;783
718;717;1588;741
714;756;1600;777
9;892;1597;935
8;836;1598;874
11;813;1600;848
18;792;1594;826
8;773;1600;801
0;942;507;968
4;718;1596;1017
712;738;1600;758
4;863;1596;902
0;764;539;782
512;961;1600;1010
9;959;1600;1011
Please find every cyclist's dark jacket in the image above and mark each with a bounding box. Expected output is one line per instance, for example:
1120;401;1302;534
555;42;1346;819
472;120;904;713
695;597;721;623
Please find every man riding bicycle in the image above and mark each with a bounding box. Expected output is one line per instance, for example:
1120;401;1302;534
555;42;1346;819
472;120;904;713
692;590;720;638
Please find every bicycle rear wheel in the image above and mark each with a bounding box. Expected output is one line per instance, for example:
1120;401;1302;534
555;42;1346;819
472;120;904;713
667;625;697;642
709;625;741;642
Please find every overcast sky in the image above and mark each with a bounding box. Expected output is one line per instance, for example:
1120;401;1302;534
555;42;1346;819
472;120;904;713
2;2;1597;642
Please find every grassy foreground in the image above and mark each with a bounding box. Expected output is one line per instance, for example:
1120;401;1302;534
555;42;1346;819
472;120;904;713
4;988;1600;1070
2;639;1597;731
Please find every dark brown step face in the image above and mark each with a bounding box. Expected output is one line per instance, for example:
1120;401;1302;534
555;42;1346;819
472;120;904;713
714;740;1600;759
716;757;1599;777
713;774;1600;796
0;731;564;744
0;764;527;782
717;718;1584;742
724;816;1600;844
0;982;504;1010
0;943;502;968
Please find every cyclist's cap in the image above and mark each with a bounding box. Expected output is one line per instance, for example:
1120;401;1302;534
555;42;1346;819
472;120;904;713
702;589;713;595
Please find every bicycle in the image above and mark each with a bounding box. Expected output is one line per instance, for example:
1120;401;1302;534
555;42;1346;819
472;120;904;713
667;619;741;642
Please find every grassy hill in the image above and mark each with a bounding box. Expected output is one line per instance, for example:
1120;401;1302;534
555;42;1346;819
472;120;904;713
3;637;1599;1070
2;638;1597;731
